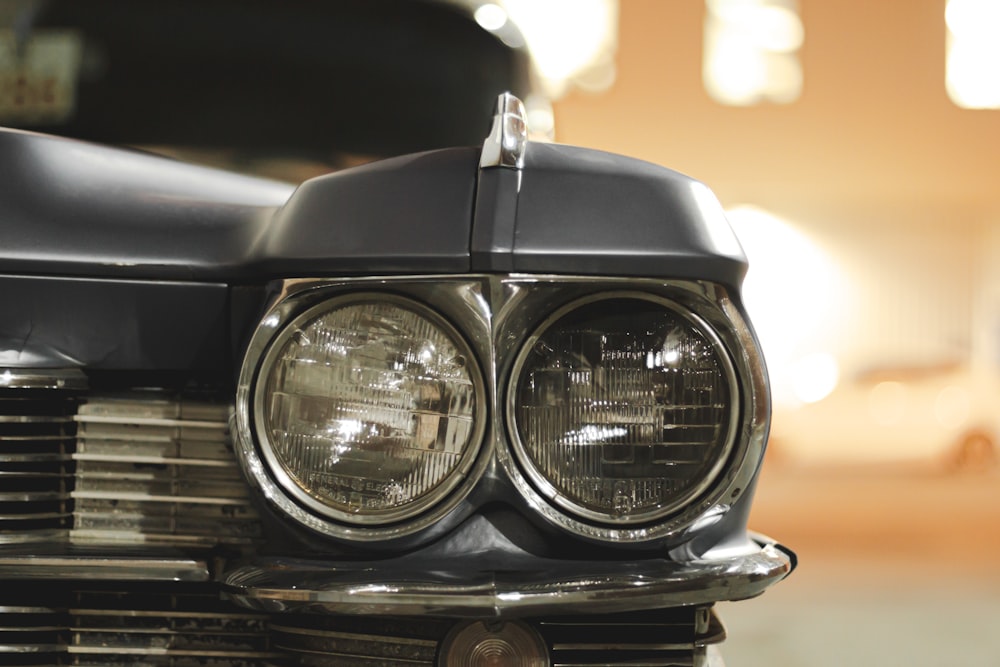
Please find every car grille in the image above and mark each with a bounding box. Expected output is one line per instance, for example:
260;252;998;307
271;607;722;666
0;387;78;544
0;377;725;666
0;582;278;666
71;396;260;546
0;588;720;667
0;382;260;548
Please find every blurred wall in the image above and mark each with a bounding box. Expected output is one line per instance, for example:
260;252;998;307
552;0;999;221
552;0;1000;464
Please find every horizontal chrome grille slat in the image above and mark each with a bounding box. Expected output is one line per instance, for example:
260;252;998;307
0;582;281;665
72;493;251;506
0;416;74;424
1;379;263;550
74;452;236;465
68;396;260;546
0;492;69;502
0;388;77;543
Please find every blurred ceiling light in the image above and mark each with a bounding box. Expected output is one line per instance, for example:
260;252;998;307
704;0;803;105
946;0;1000;108
727;205;843;407
473;3;509;32
524;93;556;140
791;352;839;404
483;0;619;99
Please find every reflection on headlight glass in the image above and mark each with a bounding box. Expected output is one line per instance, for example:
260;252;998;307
511;296;735;523
260;299;480;522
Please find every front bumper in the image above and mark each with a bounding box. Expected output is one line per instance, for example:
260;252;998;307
223;535;794;618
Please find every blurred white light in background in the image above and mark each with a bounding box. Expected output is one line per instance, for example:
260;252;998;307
791;352;839;404
704;0;803;105
474;3;509;32
868;380;909;426
524;93;556;140
727;205;843;406
488;0;619;99
946;0;1000;108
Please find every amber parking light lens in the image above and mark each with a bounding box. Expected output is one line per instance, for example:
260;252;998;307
439;620;549;667
255;295;483;525
509;293;738;524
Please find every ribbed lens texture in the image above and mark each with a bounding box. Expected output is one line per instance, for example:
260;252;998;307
262;300;478;520
513;298;732;522
442;621;549;666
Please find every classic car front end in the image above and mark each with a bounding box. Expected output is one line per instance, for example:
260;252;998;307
0;94;793;666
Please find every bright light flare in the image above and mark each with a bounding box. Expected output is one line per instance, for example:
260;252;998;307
946;0;1000;108
474;3;509;32
791;352;839;404
500;0;618;98
704;0;803;105
728;205;845;407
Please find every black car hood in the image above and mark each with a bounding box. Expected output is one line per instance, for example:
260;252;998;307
0;127;747;287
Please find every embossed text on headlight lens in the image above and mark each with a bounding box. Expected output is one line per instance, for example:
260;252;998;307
509;294;738;524
256;295;483;524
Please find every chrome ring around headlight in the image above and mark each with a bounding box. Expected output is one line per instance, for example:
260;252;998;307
238;289;488;538
505;291;741;528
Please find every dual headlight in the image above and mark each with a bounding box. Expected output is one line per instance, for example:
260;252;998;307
236;278;754;543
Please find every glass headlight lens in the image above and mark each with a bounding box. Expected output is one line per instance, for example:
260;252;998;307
509;293;738;524
255;295;483;525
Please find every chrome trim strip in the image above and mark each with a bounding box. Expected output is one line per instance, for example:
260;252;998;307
480;92;528;169
504;290;741;526
250;292;488;528
235;275;769;547
223;540;792;617
491;277;768;544
235;278;494;543
0;554;209;581
0;368;87;390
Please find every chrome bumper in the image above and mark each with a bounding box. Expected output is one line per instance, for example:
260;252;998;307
223;536;794;618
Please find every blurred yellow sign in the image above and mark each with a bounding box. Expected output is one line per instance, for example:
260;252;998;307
0;29;81;124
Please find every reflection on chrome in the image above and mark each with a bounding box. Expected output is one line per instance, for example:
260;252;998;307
480;92;528;169
223;536;793;617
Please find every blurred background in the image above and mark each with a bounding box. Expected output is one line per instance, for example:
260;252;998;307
2;0;997;664
546;2;1000;665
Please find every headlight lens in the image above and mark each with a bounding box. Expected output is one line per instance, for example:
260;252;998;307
508;293;738;524
254;295;484;525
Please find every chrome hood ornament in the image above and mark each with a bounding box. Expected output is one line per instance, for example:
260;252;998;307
480;92;528;169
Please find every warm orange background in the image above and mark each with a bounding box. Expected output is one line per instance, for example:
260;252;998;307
554;0;1000;223
554;7;1000;664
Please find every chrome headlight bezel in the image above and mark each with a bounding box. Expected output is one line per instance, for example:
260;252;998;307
491;277;767;544
504;290;741;526
235;279;491;542
235;276;768;546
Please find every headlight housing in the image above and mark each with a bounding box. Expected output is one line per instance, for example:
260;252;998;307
244;291;486;535
507;293;739;525
237;277;765;546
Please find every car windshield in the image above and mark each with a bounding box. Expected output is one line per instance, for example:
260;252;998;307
0;0;531;180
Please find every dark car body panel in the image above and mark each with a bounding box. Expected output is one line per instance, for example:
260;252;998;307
0;129;293;281
0;129;747;285
0;116;790;663
0;128;750;375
